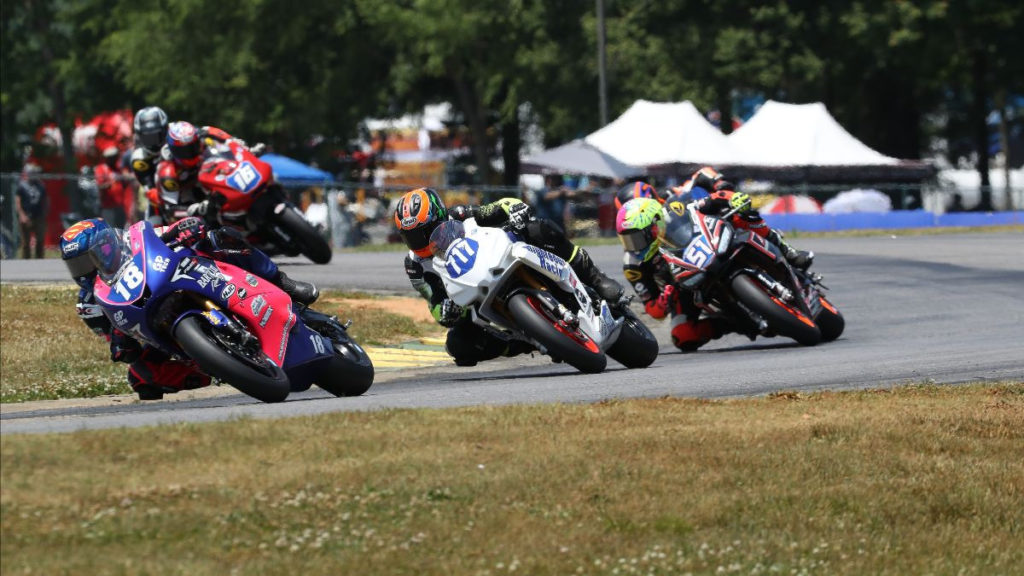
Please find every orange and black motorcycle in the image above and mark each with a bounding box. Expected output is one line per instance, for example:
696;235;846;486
658;200;844;346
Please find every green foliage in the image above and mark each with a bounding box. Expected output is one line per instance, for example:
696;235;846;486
1;0;1021;172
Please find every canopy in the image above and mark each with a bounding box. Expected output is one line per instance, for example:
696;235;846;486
728;100;899;167
584;100;735;166
761;194;823;214
521;139;645;179
261;153;334;185
822;189;893;213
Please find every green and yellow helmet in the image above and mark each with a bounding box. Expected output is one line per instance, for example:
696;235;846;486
615;198;664;262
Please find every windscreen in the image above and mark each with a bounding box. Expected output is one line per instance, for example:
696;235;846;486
428;220;466;258
88;227;131;285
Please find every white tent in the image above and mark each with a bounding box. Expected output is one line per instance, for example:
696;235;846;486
728;100;899;166
521;139;645;179
585;100;735;166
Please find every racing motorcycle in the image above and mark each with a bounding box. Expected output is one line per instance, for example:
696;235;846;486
89;221;373;402
428;219;659;373
658;201;844;346
196;140;333;264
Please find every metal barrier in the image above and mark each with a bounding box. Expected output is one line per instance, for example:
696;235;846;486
1;172;1020;257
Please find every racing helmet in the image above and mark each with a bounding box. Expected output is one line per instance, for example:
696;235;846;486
60;218;111;288
393;187;448;258
614;181;661;211
616;197;664;262
133;106;168;154
93;162;114;190
166;121;202;169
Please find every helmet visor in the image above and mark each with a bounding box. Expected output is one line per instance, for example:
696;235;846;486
64;252;96;280
619;228;651;253
399;220;440;258
138;129;164;152
171;140;201;163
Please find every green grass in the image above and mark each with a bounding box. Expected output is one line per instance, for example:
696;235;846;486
0;286;437;403
1;383;1021;575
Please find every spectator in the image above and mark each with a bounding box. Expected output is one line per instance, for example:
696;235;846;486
76;166;102;219
15;162;48;259
531;174;571;232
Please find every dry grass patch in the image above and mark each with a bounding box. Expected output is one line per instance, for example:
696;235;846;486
0;286;439;402
2;382;1021;575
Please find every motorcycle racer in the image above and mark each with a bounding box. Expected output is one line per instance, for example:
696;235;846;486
60;217;319;399
685;166;813;269
147;121;267;225
129;106;169;190
617;197;730;351
614;180;663;211
394;188;625;366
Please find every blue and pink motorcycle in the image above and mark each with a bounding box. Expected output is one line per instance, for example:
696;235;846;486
89;221;373;402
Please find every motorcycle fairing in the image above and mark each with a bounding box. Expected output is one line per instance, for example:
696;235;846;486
435;222;622;351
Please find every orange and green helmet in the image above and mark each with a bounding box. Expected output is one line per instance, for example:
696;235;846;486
394;187;449;257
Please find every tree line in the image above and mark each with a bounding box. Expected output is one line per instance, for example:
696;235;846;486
2;0;1021;192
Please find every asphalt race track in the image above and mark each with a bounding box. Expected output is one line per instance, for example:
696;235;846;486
2;232;1022;434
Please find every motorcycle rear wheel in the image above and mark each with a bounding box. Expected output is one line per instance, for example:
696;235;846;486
173;315;291;403
731;274;821;346
275;206;333;264
814;296;845;342
507;292;607;373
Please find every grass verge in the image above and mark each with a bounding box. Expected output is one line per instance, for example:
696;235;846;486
0;285;437;403
2;382;1021;575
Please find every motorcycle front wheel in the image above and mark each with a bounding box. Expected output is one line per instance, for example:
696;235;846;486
814;296;845;342
173;315;291;403
731;274;821;346
606;311;659;368
319;339;375;397
507;292;607;373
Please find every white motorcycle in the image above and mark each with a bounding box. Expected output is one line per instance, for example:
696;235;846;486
428;219;659;373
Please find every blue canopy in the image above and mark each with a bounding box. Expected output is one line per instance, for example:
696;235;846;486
261;153;334;185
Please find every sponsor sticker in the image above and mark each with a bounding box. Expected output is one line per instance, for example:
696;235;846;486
251;295;267;317
171;258;198;282
245;274;259;287
259;306;273;328
236;288;247;300
152;255;170;272
220;283;236;300
62;241;80;255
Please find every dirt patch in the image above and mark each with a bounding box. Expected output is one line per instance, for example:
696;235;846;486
321;296;434;323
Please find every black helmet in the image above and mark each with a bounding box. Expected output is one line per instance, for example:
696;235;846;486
133;106;169;153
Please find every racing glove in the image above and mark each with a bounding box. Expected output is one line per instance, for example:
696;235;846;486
433;299;466;327
249;142;267;156
729;192;752;213
160;216;207;247
644;285;677;320
507;202;534;231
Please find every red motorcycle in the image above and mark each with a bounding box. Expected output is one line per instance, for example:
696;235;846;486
195;140;333;264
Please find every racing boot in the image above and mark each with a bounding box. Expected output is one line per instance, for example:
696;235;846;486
568;248;625;304
273;271;319;306
769;230;813;270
